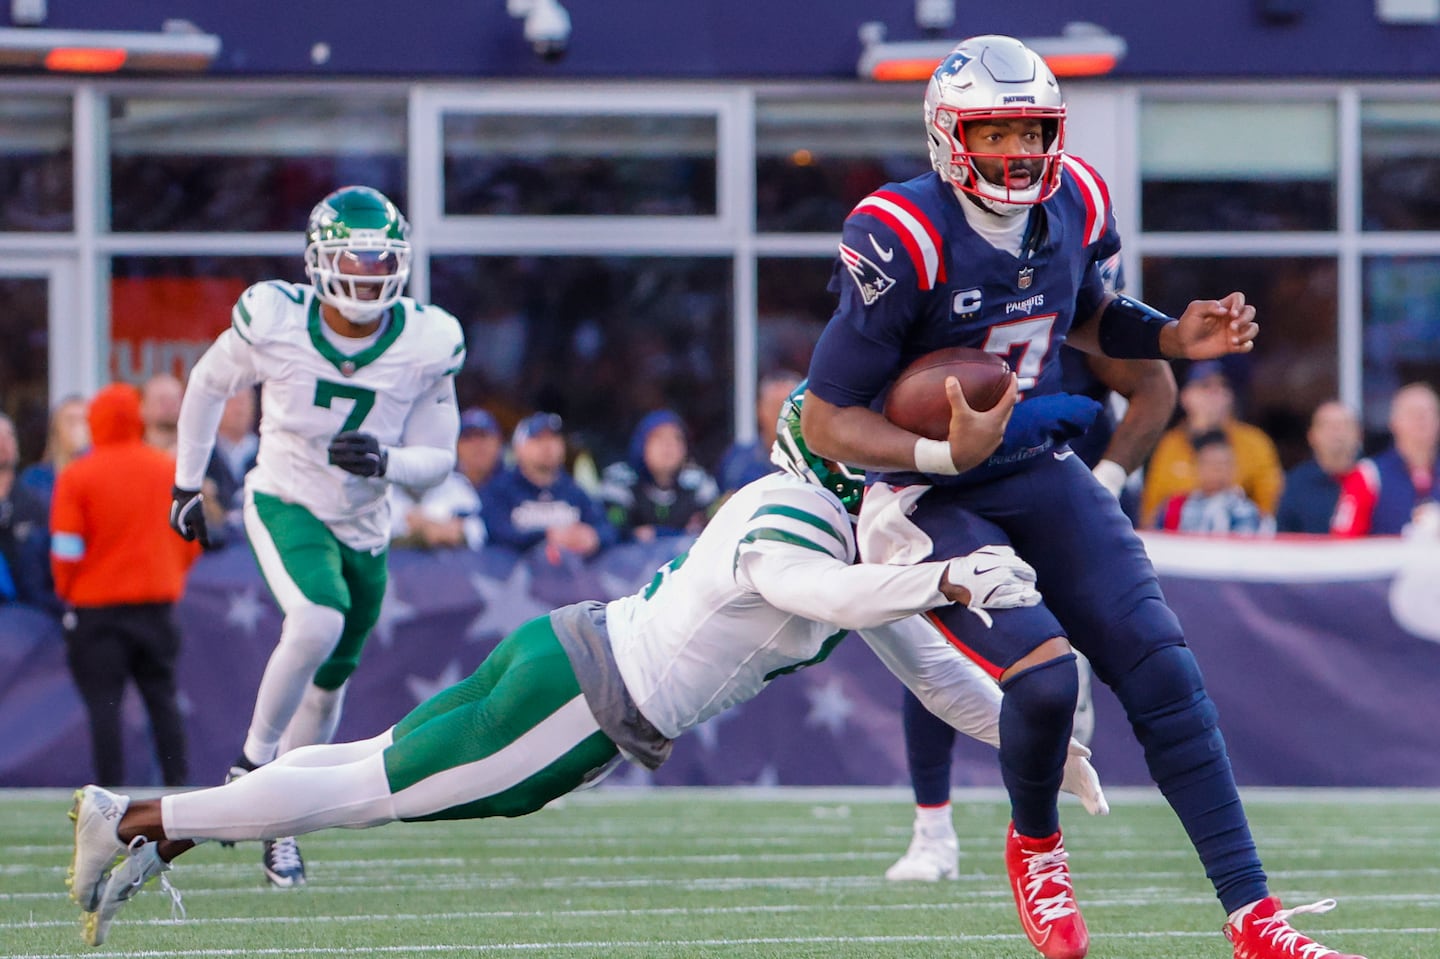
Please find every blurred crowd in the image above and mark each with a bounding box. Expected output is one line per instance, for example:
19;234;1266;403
2;365;1437;621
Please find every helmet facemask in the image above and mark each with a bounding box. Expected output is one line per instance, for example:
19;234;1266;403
304;187;412;325
924;36;1067;216
305;238;412;324
769;382;866;512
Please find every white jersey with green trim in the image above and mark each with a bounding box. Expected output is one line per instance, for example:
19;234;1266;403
178;280;465;549
605;471;965;740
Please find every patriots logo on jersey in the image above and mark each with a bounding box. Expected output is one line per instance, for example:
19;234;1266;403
839;243;896;305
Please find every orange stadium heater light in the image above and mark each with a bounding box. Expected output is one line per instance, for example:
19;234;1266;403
858;22;1126;82
0;22;220;73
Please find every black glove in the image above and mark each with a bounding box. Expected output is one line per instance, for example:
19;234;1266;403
169;485;212;548
328;431;388;478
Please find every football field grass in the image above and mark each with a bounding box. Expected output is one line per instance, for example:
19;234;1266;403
3;787;1433;958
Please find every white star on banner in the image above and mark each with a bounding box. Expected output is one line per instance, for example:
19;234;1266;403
225;588;268;636
751;763;780;787
466;565;549;642
372;578;417;649
405;659;465;705
804;676;855;738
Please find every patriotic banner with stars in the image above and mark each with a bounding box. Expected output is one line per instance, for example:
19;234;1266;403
1;533;1438;789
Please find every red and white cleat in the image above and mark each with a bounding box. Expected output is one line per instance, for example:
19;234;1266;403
1226;896;1366;959
1005;823;1088;959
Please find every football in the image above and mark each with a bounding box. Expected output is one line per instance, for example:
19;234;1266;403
882;347;1013;440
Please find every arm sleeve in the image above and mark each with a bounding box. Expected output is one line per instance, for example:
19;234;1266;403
805;210;925;409
858;617;1001;746
737;547;950;630
1330;462;1377;537
384;376;459;489
48;470;84;603
176;328;260;489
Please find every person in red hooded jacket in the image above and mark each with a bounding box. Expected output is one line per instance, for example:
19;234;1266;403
51;383;201;787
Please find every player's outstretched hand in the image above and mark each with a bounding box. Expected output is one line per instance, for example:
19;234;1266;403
328;431;389;478
169;485;212;548
945;373;1018;473
1168;291;1258;359
942;544;1040;627
1062;739;1110;816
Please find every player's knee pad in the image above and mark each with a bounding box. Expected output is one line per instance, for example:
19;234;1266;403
1111;643;1223;782
999;652;1079;731
278;603;347;674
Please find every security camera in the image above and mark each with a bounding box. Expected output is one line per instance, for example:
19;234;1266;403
508;0;571;63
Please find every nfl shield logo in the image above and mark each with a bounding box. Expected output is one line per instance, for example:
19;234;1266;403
1018;266;1034;290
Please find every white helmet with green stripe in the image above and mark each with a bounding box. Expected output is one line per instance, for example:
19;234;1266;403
770;380;866;511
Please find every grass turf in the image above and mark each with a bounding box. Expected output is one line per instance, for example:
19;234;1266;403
3;787;1432;958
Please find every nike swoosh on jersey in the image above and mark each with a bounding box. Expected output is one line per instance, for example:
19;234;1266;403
868;234;895;262
1053;449;1076;461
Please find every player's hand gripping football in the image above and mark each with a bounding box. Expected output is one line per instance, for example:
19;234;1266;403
940;544;1040;627
169;485;212;548
1164;291;1258;359
944;373;1019;473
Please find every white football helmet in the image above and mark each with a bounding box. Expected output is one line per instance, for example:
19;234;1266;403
924;35;1066;215
303;186;412;324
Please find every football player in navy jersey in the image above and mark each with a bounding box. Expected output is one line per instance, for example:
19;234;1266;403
802;34;1364;959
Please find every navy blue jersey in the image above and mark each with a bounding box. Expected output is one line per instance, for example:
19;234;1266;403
808;157;1119;417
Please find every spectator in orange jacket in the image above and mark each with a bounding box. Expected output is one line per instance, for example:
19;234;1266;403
1141;360;1284;525
51;383;201;786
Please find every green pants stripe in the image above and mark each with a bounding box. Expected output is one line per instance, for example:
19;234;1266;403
384;615;619;821
245;490;388;690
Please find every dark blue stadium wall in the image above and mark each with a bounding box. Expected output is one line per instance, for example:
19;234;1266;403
18;1;1440;79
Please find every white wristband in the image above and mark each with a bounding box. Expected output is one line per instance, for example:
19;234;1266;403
914;437;959;476
1092;458;1128;498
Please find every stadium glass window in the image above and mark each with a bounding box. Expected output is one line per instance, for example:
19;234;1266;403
755;95;929;233
0;96;72;232
429;255;733;471
1139;101;1337;232
108;95;407;233
441;113;717;217
1141;256;1338;468
757;256;837;377
0;276;52;464
1361;256;1440;435
1360;102;1440;231
108;255;298;383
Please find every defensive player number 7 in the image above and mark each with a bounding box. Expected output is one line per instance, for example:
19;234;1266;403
980;313;1057;392
314;380;377;433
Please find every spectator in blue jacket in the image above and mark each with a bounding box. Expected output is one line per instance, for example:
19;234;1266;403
480;412;617;560
1276;401;1361;534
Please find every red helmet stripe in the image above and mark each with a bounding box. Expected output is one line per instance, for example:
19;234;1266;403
850;192;946;289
